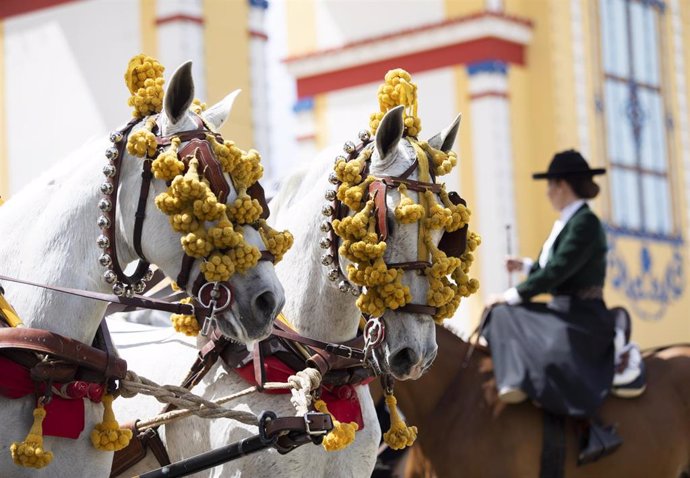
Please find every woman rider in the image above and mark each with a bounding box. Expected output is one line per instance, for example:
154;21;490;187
483;150;642;465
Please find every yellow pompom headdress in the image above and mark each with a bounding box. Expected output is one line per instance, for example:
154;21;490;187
322;68;480;324
121;54;292;336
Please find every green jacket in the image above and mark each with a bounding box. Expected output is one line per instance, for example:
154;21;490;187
517;204;607;301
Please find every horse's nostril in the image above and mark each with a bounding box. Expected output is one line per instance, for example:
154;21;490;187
252;290;277;319
390;347;418;373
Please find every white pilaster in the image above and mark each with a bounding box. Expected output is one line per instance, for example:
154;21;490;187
293;97;318;166
670;0;690;239
156;0;205;101
570;0;590;158
467;61;518;296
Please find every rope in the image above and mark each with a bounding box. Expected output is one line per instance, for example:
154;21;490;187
117;368;323;431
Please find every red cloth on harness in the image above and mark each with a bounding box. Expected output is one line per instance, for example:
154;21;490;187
0;355;105;439
235;356;372;429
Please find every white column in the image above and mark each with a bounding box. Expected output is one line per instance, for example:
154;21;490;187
467;61;518;296
249;0;270;168
485;0;504;12
570;0;590;158
293;97;318;166
156;0;206;100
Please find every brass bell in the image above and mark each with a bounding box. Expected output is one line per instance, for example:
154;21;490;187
112;282;125;296
110;131;124;143
96;235;110;249
358;130;371;142
343;141;356;155
321;205;334;217
97;215;111;229
327;269;339;281
103;270;117;284
328;172;339;185
324;190;337;201
105;147;119;161
100;182;114;195
321;253;334;266
102;165;116;177
320;221;332;233
99;253;112;268
98;198;112;212
319;237;331;249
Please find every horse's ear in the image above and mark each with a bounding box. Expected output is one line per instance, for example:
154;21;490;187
427;113;461;152
164;61;195;125
375;105;405;160
201;89;241;131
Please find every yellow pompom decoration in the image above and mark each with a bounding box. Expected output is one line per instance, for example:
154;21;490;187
191;98;207;115
125;54;165;118
419;141;457;176
227;190;263;225
152;137;184;181
10;405;53;469
332;200;375;241
394;184;424;224
171;158;209;202
227;243;261;273
369;69;421;137
334;149;371;185
337;176;375;211
170;209;200;233
424;191;452;230
313;400;358;451
90;394;132;452
258;220;294;262
155;191;185;215
208;213;244;249
193;190;226;222
383;393;417;450
171;298;199;336
200;252;235;282
440;188;471;232
207;136;243;175
181;226;214;258
233;150;264;190
127;117;158;158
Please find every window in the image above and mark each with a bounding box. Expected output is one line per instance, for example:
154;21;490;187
599;0;674;236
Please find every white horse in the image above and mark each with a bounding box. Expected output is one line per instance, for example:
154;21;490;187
0;62;284;477
114;105;462;477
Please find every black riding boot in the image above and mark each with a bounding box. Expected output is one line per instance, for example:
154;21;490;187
577;420;623;466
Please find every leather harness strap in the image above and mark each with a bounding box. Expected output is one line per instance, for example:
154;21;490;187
133;159;154;263
0;325;127;380
0;274;196;317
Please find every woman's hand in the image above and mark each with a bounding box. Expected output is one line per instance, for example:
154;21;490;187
505;256;524;273
485;294;506;307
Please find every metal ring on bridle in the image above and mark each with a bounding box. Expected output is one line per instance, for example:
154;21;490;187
197;282;233;313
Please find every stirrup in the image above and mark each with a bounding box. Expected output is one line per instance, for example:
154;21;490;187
577;423;622;466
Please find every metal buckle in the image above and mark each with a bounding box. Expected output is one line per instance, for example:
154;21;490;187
197;282;233;337
303;412;329;436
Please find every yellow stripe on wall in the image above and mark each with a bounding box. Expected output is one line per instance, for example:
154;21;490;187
204;0;253;149
140;0;157;57
0;20;7;199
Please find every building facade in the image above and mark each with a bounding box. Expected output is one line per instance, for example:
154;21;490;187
283;0;690;347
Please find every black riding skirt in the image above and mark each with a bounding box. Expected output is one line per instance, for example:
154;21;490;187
483;298;615;417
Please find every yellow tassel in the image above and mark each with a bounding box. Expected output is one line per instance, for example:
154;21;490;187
90;395;132;451
313;399;358;452
383;393;417;450
10;404;53;469
171;298;199;336
0;293;23;328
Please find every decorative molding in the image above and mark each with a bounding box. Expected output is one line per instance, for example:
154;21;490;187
156;14;203;26
285;11;532;99
293;97;315;113
605;224;683;245
248;0;269;10
607;234;684;321
467;60;508;76
0;0;76;19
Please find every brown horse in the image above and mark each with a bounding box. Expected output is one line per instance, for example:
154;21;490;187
371;324;690;478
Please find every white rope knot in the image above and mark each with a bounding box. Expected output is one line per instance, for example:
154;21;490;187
287;368;322;416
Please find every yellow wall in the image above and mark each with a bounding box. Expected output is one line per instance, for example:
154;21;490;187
139;0;157;57
204;0;253;149
0;20;6;200
286;0;316;56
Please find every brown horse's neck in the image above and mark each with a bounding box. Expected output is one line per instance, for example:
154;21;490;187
393;326;479;426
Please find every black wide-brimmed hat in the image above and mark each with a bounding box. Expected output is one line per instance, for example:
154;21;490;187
532;149;606;179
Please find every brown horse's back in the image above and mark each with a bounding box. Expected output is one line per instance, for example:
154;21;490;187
393;327;690;478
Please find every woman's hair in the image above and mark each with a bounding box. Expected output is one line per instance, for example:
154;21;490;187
563;175;600;199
